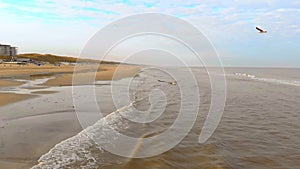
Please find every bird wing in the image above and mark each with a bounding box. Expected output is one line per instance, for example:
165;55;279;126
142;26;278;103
256;27;263;32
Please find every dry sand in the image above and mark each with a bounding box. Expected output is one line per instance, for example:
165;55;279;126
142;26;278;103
0;63;140;169
45;64;140;86
0;80;25;87
0;93;37;107
0;64;75;78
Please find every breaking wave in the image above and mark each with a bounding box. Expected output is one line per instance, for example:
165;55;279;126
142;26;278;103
31;103;134;169
234;73;300;87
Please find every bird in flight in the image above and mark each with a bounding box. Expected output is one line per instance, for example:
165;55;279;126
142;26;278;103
256;26;267;33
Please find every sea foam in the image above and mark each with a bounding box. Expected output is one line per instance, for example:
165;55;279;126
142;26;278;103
234;73;300;87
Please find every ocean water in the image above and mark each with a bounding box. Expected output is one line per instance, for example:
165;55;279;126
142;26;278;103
32;67;300;169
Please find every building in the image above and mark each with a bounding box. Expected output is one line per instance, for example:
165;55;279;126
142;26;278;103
0;44;18;59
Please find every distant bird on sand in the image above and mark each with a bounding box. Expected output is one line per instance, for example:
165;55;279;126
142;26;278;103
256;26;267;33
158;80;177;85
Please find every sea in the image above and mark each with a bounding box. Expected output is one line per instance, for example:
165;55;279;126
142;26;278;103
31;67;300;169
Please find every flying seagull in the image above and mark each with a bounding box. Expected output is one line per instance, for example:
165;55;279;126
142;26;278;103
256;26;267;33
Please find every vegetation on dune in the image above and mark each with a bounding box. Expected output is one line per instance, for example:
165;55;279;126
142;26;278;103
0;53;119;64
18;53;84;64
0;55;12;61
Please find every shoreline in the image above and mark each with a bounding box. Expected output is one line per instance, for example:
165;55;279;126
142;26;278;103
0;63;140;169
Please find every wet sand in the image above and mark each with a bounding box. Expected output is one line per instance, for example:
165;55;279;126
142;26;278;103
0;63;140;169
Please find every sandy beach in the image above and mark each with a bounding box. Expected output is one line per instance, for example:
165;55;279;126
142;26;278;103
0;63;140;169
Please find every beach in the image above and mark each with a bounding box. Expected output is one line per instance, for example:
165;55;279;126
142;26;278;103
31;67;299;169
1;66;300;169
0;63;140;169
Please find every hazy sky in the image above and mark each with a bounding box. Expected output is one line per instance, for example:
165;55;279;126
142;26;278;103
0;0;299;67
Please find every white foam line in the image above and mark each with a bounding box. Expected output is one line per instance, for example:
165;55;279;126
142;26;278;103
31;102;133;169
234;73;300;87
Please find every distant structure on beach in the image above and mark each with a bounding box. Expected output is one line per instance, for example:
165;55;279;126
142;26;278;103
0;44;18;60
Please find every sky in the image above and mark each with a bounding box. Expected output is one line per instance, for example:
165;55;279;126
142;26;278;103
0;0;299;67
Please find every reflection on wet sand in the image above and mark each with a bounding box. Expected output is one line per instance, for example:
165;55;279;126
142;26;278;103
0;64;140;169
